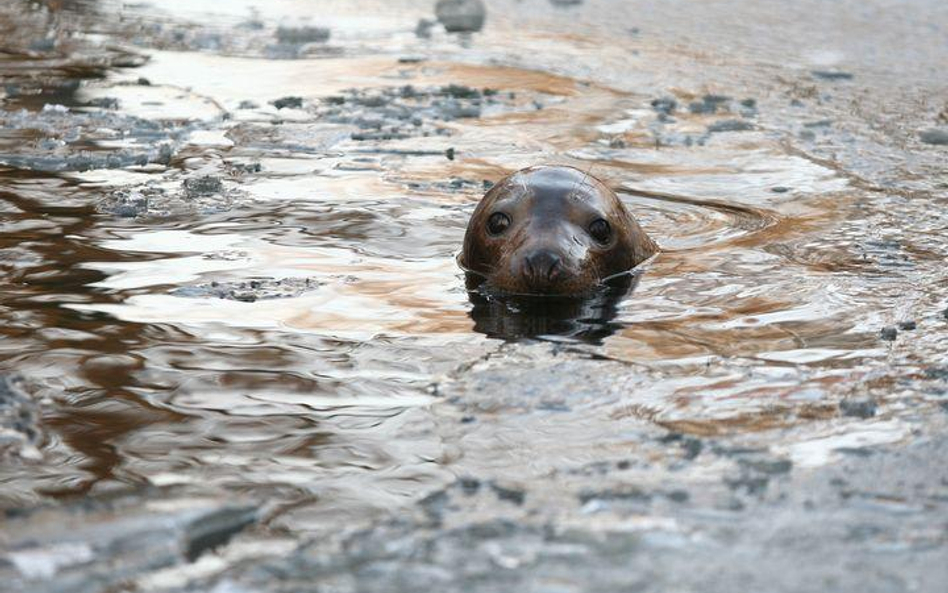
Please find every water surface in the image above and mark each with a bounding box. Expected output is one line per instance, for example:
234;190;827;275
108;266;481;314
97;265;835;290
2;0;947;540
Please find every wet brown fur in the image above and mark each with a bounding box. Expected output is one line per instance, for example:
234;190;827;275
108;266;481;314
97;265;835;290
460;165;658;295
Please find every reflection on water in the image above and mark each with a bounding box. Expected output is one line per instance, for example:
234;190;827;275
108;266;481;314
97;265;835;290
1;0;946;538
465;272;638;344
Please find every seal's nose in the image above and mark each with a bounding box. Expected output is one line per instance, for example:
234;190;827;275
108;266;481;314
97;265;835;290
523;249;563;286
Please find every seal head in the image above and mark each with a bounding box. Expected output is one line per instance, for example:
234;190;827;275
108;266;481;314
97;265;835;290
460;166;657;295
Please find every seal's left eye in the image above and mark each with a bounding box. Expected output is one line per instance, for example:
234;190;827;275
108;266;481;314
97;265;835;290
487;212;511;235
588;218;611;244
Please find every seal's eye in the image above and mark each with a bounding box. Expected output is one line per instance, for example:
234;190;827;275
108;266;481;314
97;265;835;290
588;218;611;244
487;212;511;235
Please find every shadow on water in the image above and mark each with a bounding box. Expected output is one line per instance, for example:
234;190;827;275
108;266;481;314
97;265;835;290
0;169;186;498
465;272;639;344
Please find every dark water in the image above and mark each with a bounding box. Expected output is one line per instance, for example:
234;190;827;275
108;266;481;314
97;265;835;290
1;0;947;547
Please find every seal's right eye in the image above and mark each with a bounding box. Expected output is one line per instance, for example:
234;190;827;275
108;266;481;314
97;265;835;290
487;212;511;235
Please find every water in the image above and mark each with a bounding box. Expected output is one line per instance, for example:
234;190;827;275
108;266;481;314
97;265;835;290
2;0;947;549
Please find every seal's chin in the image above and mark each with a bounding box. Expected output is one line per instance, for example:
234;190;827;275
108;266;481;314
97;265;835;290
511;274;588;297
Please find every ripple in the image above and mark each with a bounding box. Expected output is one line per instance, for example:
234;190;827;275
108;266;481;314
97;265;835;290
621;187;778;251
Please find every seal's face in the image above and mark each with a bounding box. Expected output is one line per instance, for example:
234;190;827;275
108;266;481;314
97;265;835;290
460;166;658;295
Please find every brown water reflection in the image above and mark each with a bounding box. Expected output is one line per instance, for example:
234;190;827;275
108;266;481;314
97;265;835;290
1;0;945;535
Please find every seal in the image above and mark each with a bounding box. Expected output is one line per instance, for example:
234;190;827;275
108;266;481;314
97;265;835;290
459;165;658;295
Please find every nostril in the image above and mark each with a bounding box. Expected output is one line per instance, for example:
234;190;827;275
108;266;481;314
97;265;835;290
547;257;562;280
525;251;563;281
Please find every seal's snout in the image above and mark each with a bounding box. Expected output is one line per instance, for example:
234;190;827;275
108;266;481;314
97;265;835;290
522;249;565;289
